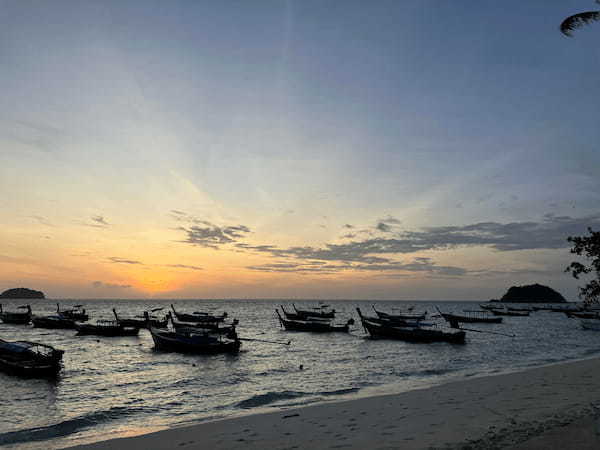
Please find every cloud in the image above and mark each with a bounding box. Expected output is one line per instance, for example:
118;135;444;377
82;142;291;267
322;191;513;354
107;257;143;265
78;215;110;228
92;281;132;289
246;257;466;277
239;214;595;263
179;223;251;248
343;224;354;229
170;211;252;249
246;262;344;274
91;215;109;227
165;264;203;271
179;213;599;276
402;213;600;252
29;215;54;227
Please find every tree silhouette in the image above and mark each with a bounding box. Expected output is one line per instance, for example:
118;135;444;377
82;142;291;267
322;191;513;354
566;228;600;304
560;1;600;36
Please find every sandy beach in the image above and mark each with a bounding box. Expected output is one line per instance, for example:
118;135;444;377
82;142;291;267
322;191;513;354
64;357;600;450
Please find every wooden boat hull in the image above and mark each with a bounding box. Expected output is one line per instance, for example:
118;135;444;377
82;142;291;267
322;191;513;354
0;313;32;324
0;357;62;377
75;323;140;337
490;310;530;317
373;307;427;321
118;318;147;328
441;313;502;324
276;310;351;332
59;312;89;322
150;328;241;354
479;304;504;311
567;311;599;319
357;314;430;328
280;318;349;332
361;319;465;344
170;305;227;323
32;316;76;329
171;320;237;337
292;304;336;319
0;340;63;377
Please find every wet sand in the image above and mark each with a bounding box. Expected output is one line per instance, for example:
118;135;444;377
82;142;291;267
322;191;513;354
64;357;600;450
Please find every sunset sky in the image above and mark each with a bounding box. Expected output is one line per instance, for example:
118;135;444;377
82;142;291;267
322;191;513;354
1;0;599;300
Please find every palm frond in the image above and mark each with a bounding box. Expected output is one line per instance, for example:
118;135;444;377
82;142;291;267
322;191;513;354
560;11;600;36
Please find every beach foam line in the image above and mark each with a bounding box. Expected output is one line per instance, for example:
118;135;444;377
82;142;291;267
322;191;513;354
0;406;150;447
235;387;360;409
63;357;600;450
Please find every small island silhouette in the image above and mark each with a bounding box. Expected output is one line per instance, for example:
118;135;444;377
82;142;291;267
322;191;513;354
500;283;566;303
0;287;45;299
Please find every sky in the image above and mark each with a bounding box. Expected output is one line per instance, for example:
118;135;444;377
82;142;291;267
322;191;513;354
1;0;599;300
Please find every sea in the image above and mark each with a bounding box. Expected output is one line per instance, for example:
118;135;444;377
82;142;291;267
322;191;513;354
0;299;598;450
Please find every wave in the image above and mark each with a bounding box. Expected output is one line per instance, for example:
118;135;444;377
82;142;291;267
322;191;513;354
236;387;360;409
0;406;148;446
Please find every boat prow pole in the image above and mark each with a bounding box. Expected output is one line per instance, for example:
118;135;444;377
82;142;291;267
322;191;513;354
238;337;291;346
454;326;516;338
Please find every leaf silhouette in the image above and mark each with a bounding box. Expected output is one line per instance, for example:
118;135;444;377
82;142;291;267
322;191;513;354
560;10;600;36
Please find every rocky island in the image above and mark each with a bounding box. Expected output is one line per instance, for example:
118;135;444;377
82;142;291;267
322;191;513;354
500;283;566;303
0;287;45;299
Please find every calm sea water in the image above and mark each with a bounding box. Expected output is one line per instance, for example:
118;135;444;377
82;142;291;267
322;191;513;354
0;299;598;449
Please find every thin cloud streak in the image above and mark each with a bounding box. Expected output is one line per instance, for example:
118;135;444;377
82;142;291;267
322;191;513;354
92;281;131;289
107;257;143;265
165;264;203;271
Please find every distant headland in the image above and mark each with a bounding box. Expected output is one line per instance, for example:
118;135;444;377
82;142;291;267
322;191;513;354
0;287;45;299
498;283;566;303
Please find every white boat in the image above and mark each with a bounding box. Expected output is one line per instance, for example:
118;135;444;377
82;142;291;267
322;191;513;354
580;319;600;331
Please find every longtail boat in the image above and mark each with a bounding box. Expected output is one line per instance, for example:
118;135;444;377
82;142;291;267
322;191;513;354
111;308;168;328
32;314;76;329
490;309;530;317
57;304;89;322
276;310;353;332
437;308;502;325
507;306;533;312
75;319;140;336
479;303;504;311
356;308;465;344
111;308;145;328
169;312;238;337
292;303;336;319
0;339;64;377
372;306;427;321
149;327;241;354
0;304;32;324
354;309;430;328
170;304;227;323
280;305;330;321
144;310;169;328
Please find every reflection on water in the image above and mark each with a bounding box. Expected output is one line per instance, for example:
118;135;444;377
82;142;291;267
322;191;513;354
0;299;598;449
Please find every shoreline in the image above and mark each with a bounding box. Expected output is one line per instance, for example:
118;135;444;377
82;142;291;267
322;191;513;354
63;356;600;450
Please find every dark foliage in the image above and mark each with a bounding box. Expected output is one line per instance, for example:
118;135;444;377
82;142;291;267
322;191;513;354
566;228;600;304
560;1;600;37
